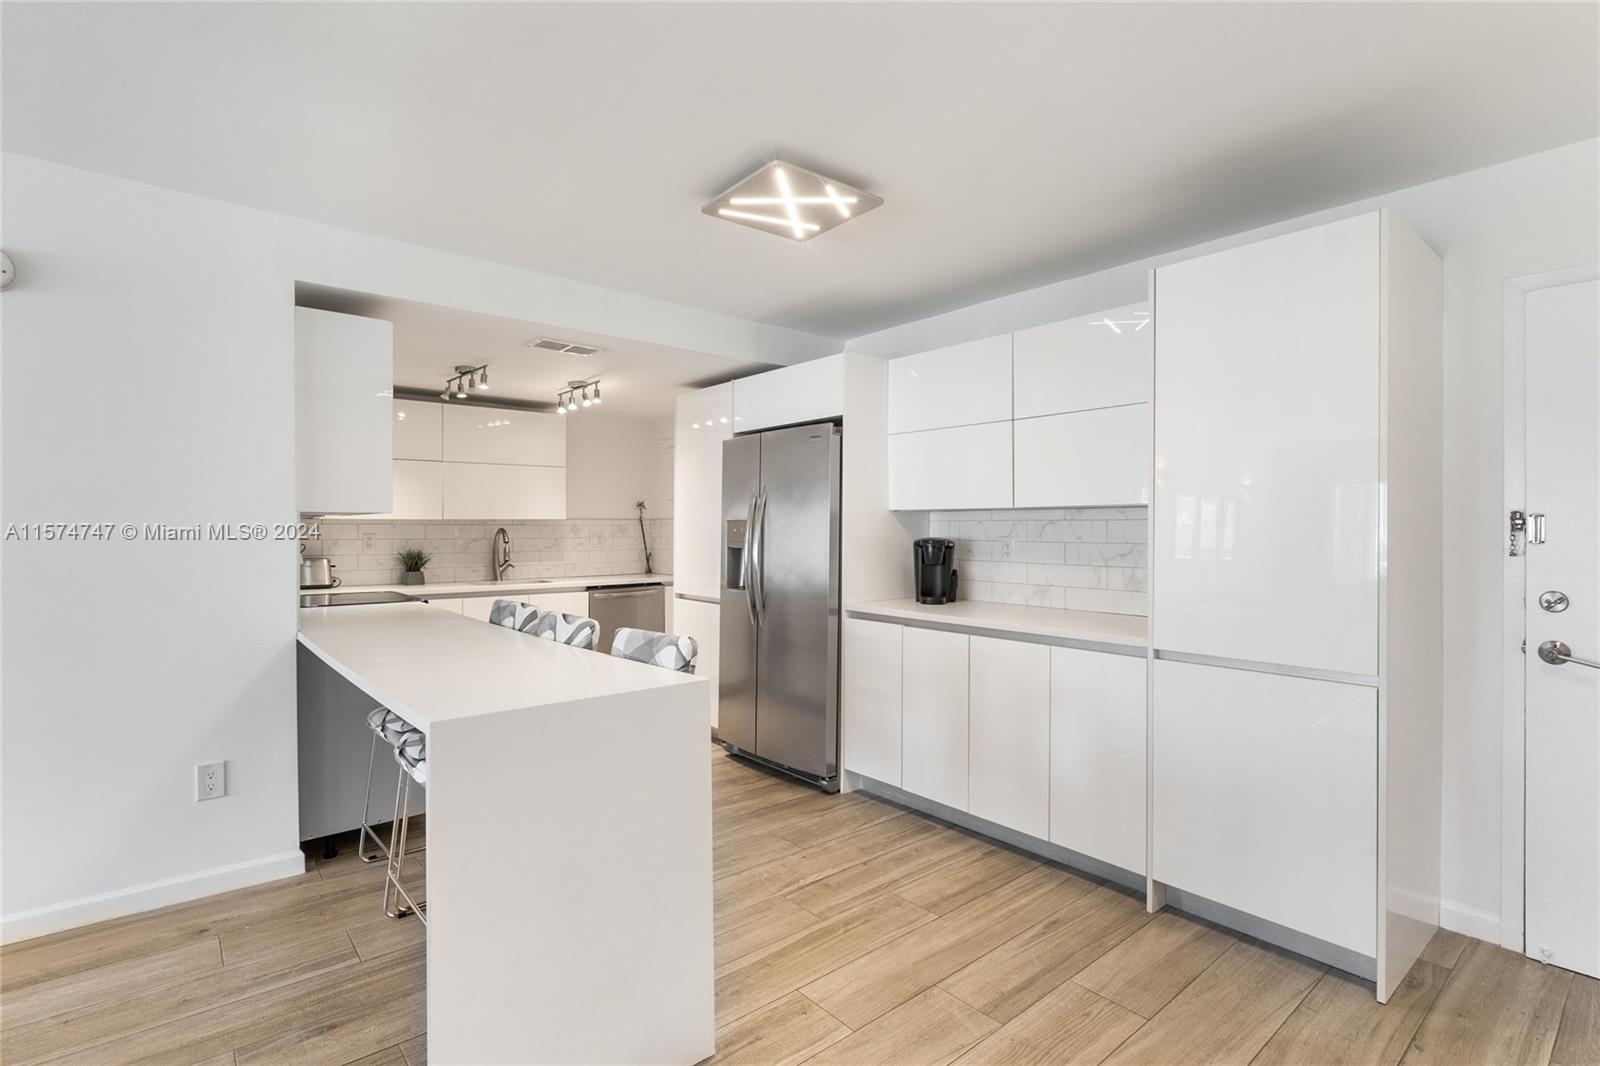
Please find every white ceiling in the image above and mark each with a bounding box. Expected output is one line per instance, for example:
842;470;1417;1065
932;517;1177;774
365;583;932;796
6;4;1597;339
296;285;768;419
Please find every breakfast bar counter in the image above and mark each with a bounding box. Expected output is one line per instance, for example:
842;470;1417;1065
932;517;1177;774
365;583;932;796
297;602;713;1065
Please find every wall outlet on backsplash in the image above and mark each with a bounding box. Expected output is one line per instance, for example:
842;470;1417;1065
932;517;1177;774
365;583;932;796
361;532;377;551
928;506;1148;617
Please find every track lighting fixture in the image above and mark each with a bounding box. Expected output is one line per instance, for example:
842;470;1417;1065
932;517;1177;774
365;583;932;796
440;363;491;401
557;378;602;415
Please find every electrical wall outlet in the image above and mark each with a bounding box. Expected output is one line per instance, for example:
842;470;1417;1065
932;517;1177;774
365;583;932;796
196;761;226;801
362;532;377;551
1001;539;1014;560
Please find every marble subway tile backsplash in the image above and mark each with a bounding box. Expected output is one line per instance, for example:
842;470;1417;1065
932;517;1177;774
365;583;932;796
302;518;673;587
928;507;1148;616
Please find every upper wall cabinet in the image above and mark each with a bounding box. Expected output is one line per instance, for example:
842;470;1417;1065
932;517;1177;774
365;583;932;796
442;405;566;466
442;463;565;520
1014;405;1149;508
888;334;1011;435
1153;213;1383;675
888;422;1012;511
732;354;844;433
295;307;394;515
1013;302;1152;419
393;400;442;461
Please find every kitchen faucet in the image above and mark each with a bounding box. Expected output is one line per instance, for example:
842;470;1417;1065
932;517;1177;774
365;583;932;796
492;527;514;580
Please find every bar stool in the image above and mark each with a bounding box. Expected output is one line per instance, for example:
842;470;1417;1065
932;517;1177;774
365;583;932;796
487;598;538;632
356;707;425;864
530;611;600;651
609;627;699;674
385;724;428;924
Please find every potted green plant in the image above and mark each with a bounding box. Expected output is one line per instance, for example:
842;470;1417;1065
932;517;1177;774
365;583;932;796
395;546;433;586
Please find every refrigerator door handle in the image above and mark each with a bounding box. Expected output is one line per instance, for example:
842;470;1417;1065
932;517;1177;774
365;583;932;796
752;488;768;624
742;489;758;627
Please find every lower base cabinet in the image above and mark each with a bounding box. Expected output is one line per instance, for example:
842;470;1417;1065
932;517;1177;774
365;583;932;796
901;627;970;811
672;597;721;729
1152;658;1376;954
843;618;903;786
1050;647;1147;874
968;635;1050;839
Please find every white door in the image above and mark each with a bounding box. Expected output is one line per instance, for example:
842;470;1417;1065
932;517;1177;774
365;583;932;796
842;618;902;786
1524;276;1600;979
901;627;969;811
968;635;1049;839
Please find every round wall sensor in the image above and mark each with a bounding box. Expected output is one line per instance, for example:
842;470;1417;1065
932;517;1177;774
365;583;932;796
0;252;14;292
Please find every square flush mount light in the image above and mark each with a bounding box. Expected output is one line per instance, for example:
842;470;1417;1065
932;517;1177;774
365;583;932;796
703;161;882;242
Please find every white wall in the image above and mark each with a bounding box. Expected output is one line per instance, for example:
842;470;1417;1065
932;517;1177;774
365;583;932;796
0;155;305;938
564;413;674;520
0;154;825;941
850;139;1600;939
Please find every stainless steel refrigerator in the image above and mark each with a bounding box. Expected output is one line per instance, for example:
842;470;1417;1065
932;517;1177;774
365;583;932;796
719;422;842;791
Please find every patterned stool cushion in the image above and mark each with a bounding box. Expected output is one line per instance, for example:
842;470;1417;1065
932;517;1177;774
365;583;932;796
530;611;599;651
610;627;698;674
487;599;539;633
393;727;427;785
365;707;413;746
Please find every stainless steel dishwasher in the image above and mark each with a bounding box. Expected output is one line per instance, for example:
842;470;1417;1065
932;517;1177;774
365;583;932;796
588;584;666;654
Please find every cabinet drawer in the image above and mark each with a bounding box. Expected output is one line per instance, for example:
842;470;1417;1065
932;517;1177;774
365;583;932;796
901;627;968;811
843;618;903;786
1152;659;1376;954
969;635;1049;839
1014;405;1150;508
888;334;1011;434
442;463;565;520
1050;647;1146;874
888;422;1012;511
1013;302;1151;419
393;400;442;461
442;405;566;466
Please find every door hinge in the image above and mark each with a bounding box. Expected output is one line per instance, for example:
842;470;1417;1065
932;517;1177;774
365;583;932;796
1509;510;1527;557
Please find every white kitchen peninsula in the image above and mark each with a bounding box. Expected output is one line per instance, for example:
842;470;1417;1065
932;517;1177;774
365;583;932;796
297;602;712;1065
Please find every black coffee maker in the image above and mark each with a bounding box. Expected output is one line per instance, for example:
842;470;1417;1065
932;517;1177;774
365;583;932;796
913;538;958;605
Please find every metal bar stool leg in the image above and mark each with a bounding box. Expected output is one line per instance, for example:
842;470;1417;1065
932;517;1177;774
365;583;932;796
384;769;427;925
357;732;388;864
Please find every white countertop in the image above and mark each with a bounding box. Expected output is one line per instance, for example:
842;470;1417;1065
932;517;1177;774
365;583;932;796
296;601;698;731
845;598;1149;649
341;573;670;598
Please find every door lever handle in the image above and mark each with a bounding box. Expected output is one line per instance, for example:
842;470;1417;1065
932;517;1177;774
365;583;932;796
1538;640;1600;669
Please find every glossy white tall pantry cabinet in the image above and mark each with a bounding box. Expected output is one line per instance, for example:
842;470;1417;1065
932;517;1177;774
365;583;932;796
295;307;394;515
672;384;733;729
1150;211;1443;1001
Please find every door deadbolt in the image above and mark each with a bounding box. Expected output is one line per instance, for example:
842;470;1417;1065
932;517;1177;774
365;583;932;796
1538;590;1570;613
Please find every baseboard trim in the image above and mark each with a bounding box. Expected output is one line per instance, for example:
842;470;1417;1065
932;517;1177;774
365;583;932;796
1438;898;1501;945
1;850;307;945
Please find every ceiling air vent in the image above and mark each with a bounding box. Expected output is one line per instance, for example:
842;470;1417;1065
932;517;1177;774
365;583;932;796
526;337;605;356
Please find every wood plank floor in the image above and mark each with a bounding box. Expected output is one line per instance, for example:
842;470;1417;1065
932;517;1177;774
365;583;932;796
3;745;1595;1066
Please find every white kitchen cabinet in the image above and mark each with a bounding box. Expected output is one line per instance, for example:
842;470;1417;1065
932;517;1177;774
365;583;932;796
732;353;844;433
423;596;465;614
901;626;969;811
459;596;497;622
888;422;1012;511
1013;405;1150;508
1050;647;1146;874
968;635;1049;839
393;400;442;461
1153;213;1381;675
1013;302;1152;419
442;405;566;467
295;307;394;515
673;384;734;600
530;590;593;618
1152;659;1377;955
888;334;1011;435
672;596;721;728
442;463;565;520
371;459;443;520
842;618;903;787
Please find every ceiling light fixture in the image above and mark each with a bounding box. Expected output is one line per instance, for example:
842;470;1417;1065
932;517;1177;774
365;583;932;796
556;378;601;414
704;160;882;242
440;363;490;401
